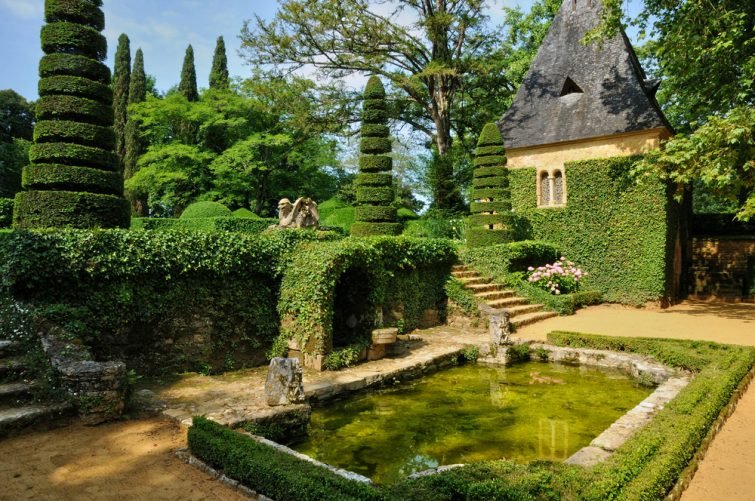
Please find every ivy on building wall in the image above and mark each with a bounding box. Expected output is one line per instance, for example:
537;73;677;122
508;156;676;304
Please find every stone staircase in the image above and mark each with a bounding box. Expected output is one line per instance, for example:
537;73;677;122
451;264;558;329
0;337;72;438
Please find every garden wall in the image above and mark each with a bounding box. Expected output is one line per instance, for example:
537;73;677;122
688;237;755;300
508;156;680;305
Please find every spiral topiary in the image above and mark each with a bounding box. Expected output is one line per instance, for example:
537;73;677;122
351;76;401;237
466;123;514;248
14;0;129;229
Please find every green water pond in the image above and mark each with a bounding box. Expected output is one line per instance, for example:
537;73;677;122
291;361;652;484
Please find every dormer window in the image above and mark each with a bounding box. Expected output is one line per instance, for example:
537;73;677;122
560;77;583;97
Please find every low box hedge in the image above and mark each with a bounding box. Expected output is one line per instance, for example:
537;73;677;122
39;53;111;84
188;417;384;501
130;216;278;234
464;240;560;273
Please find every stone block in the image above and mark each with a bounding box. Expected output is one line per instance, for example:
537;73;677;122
265;358;305;406
371;328;398;345
368;344;387;361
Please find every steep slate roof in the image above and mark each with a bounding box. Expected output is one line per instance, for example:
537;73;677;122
498;0;671;149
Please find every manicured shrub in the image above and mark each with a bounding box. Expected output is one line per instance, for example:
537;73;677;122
180;201;232;219
396;207;419;221
232;208;259;219
322;206;356;234
0;199;13;228
467;123;513;248
352;78;400;236
15;0;128;229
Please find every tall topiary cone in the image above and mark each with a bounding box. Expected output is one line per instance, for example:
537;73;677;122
351;76;401;237
466;123;514;247
14;0;129;229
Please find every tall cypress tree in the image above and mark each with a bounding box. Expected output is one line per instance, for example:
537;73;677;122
14;0;129;228
466;123;514;247
179;45;199;102
112;33;131;172
351;76;401;236
209;36;229;90
124;48;148;215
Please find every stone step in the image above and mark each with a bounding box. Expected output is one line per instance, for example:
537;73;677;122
458;276;490;286
486;297;529;309
0;357;27;379
451;265;468;272
474;290;516;301
511;311;559;329
0;403;75;438
0;382;35;406
505;304;547;317
0;340;20;357
465;283;502;293
451;270;478;279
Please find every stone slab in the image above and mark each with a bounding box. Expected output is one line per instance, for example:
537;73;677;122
565;446;612;466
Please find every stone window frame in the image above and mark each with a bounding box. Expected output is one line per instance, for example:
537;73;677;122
536;167;568;208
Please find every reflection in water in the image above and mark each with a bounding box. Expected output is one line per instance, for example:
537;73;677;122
292;362;651;484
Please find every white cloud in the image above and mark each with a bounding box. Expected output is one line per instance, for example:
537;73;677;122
0;0;42;19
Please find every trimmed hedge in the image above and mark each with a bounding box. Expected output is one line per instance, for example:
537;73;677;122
0;229;321;373
0;199;12;228
36;94;113;126
180;201;232;219
13;191;130;229
354;206;397;222
358;155;392;172
467;123;513;248
362;98;387;112
232;208;259;219
361;124;390;138
22;164;123;195
350;221;403;236
41;22;107;60
39;53;110;84
355;172;393;186
361;108;388;123
39;75;112;105
188;418;384;501
130;217;279;235
363;77;386;99
34;120;115;149
29;142;118;170
509;156;677;304
322;206;356;235
464;240;560;273
45;0;105;30
360;137;392;155
355;187;394;204
276;237;455;356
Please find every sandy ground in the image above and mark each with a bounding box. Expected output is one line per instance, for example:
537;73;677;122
0;301;751;500
0;418;246;501
517;301;755;500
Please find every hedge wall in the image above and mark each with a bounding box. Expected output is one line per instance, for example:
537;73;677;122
188;333;755;500
130;217;279;235
0;229;320;374
352;76;400;237
15;0;129;229
276;237;456;360
508;156;678;304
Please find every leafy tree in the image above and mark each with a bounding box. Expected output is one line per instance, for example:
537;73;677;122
14;0;129;228
0;139;30;198
241;0;513;211
634;106;754;221
0;89;34;142
179;45;199;102
210;36;230;90
113;33;131;172
125;48;148;215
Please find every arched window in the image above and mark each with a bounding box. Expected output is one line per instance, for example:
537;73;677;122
553;171;564;205
540;171;551;206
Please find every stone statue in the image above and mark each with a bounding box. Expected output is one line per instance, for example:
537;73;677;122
276;197;319;229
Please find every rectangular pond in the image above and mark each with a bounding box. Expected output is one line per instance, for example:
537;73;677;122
291;361;653;484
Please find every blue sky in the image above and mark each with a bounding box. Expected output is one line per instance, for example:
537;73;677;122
0;0;644;101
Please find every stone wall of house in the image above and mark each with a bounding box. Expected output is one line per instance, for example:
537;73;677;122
688;237;755;300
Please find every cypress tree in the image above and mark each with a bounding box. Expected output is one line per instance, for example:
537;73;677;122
351;76;401;237
466;123;514;247
14;0;129;229
124;48;148;215
179;45;199;102
112;33;131;172
209;36;229;90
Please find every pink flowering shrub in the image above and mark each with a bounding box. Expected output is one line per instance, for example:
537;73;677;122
526;257;586;295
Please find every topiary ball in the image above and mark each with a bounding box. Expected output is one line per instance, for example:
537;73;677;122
180;201;231;219
232;207;260;219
